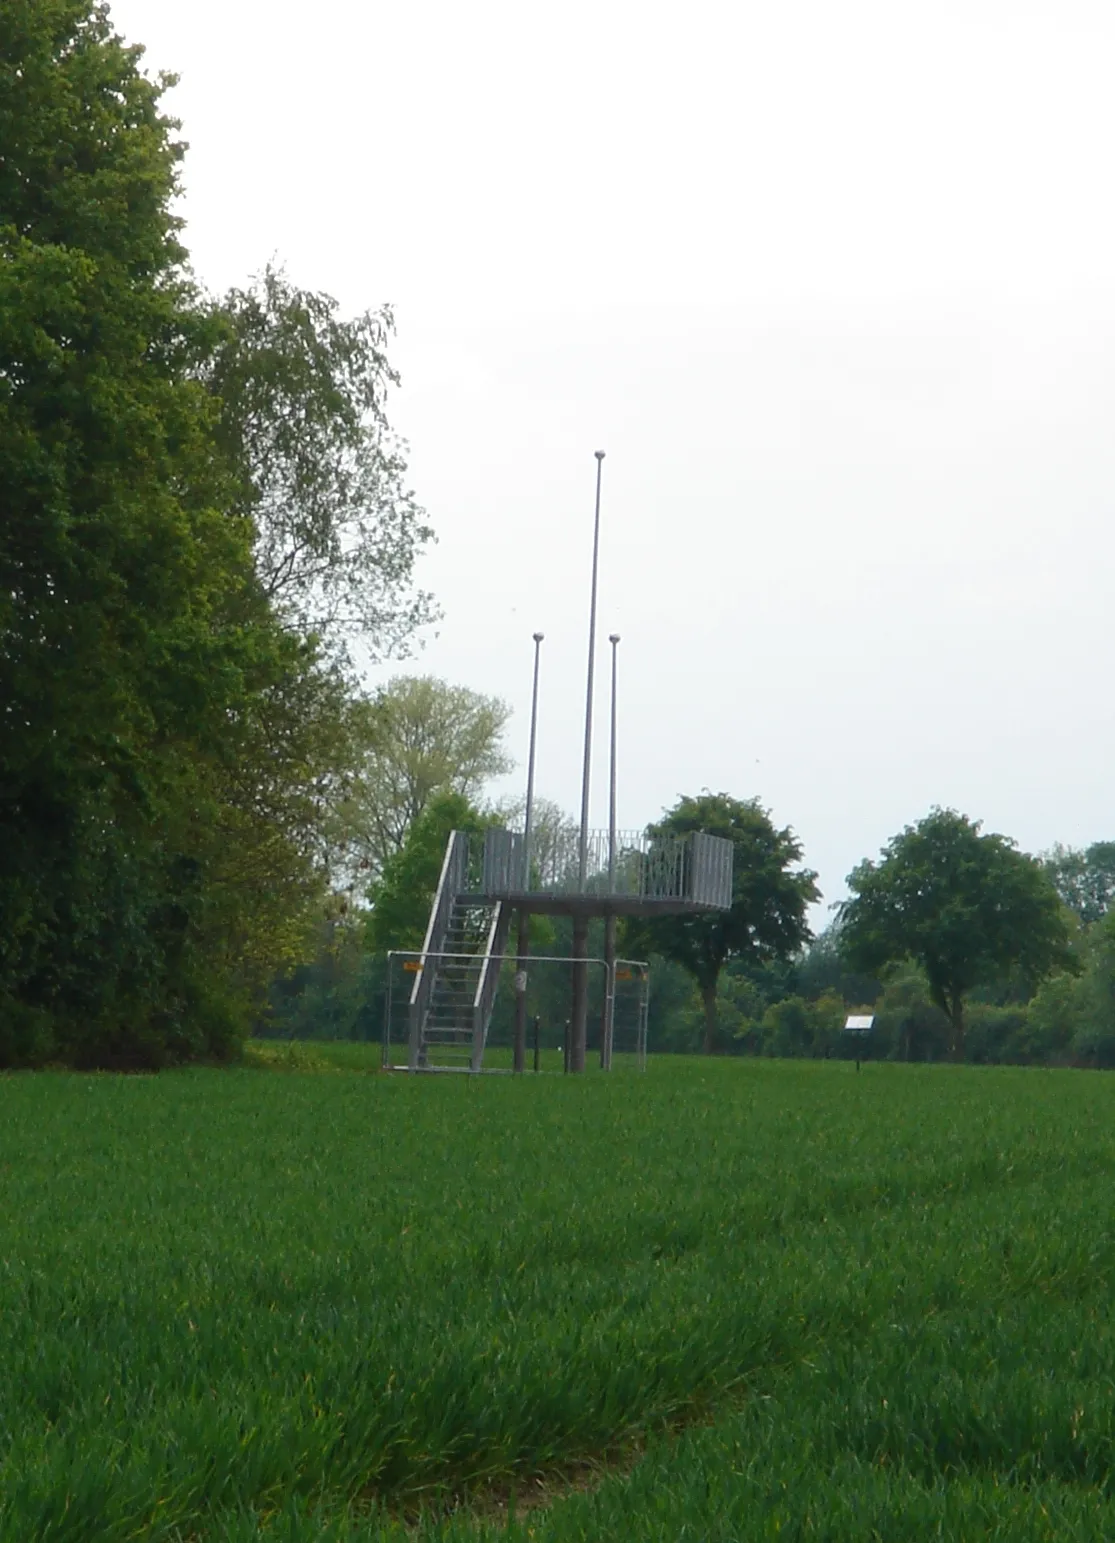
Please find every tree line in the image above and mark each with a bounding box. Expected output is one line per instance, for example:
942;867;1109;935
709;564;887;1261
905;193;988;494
649;814;1115;1068
274;738;1115;1071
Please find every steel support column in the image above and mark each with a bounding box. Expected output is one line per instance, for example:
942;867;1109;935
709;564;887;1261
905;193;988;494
602;915;616;1069
513;910;530;1073
570;915;589;1072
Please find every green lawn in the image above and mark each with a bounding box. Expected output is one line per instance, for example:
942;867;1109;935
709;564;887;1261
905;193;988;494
3;1056;1115;1540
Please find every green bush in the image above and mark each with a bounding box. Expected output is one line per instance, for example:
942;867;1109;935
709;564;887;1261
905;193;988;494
964;1004;1031;1064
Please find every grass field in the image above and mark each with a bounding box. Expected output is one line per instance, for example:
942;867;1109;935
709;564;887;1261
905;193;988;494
4;1053;1115;1540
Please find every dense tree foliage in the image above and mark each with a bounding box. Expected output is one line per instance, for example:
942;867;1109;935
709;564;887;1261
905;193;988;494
840;809;1074;1061
266;905;384;1043
623;793;819;1053
3;0;228;1061
366;791;491;953
0;3;427;1065
1041;842;1115;926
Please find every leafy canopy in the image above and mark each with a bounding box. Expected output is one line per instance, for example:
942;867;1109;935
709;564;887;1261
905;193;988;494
337;676;513;879
199;265;436;662
1041;841;1115;926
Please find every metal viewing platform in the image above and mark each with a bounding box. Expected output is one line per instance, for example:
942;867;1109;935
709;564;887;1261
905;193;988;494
400;826;733;1074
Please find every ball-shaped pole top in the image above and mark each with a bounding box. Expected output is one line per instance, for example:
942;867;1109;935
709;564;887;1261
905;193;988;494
532;631;544;643
609;633;620;644
594;449;606;460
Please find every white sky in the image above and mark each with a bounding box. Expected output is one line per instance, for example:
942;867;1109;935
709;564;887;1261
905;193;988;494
112;0;1115;916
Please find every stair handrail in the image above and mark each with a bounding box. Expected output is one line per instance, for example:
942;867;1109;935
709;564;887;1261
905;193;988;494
408;830;467;1070
470;902;512;1071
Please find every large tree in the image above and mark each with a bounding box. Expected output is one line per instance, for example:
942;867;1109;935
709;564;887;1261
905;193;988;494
840;808;1074;1061
1;0;228;1059
624;794;819;1053
335;675;513;879
0;2;372;1065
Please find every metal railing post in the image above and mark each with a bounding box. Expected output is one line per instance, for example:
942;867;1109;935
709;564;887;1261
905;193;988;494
638;966;650;1071
383;952;394;1069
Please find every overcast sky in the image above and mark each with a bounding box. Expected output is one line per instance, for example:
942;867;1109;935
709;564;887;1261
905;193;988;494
113;0;1115;916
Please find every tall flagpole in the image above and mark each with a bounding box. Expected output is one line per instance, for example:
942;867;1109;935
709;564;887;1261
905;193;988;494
608;633;620;891
514;631;544;1074
522;631;544;886
572;451;605;1072
578;451;605;889
602;632;620;1069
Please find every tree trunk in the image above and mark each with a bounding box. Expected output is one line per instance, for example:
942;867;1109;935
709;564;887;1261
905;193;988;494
701;979;718;1055
950;999;965;1062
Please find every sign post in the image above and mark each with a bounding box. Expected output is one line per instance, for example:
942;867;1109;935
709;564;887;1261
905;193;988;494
842;1014;875;1072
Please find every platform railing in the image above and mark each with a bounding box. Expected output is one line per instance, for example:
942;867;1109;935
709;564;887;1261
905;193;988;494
474;826;732;908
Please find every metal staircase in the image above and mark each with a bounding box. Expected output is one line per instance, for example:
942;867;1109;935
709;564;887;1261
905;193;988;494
408;834;510;1071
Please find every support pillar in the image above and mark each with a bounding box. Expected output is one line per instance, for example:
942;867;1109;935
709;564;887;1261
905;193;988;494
601;913;617;1069
570;915;589;1072
513;910;530;1073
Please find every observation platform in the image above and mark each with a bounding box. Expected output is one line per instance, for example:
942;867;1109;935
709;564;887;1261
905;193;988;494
403;825;732;1075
